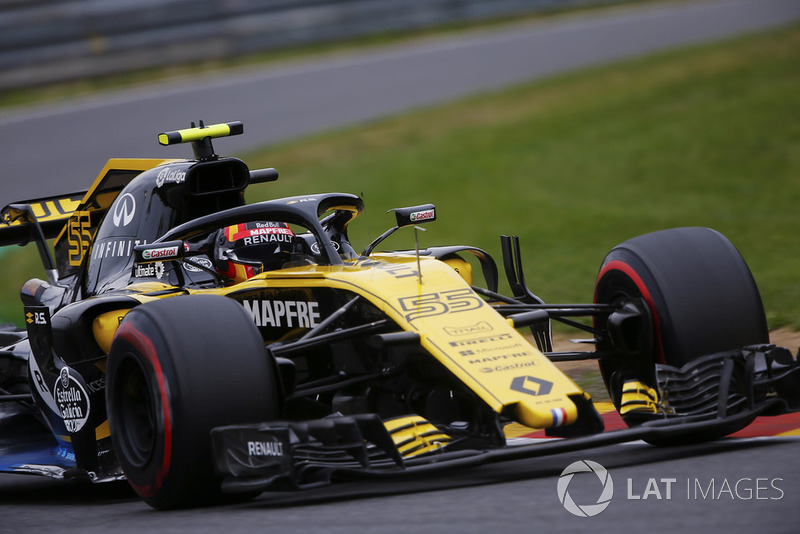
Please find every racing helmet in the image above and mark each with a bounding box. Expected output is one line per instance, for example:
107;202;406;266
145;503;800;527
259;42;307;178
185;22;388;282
213;221;295;283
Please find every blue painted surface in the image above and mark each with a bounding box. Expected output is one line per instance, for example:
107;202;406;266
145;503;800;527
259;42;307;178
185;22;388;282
0;442;76;475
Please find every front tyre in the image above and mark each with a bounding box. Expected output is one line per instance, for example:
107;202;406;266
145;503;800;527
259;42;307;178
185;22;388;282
106;295;279;509
594;227;768;412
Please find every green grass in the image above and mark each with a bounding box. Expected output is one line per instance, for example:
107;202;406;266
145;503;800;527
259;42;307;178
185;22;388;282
0;245;46;325
239;24;800;329
3;24;800;333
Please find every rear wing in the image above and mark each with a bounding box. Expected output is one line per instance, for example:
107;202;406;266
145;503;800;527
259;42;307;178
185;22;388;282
2;121;259;283
0;158;175;283
0;193;85;247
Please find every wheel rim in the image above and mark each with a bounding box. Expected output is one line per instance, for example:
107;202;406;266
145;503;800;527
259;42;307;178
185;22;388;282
113;354;158;469
595;269;660;407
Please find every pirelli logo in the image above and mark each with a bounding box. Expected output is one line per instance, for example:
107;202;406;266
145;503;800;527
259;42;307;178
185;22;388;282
449;333;514;347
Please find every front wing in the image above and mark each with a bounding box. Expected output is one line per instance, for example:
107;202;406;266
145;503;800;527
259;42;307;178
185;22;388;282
211;345;800;493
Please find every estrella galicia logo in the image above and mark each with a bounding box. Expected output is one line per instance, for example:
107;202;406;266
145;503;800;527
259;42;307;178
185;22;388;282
112;193;136;227
54;367;91;433
557;460;614;517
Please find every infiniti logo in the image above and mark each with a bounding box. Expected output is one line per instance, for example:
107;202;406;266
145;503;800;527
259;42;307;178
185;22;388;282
112;193;136;227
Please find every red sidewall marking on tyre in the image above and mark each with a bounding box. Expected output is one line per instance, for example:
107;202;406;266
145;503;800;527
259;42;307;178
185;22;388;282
596;260;666;365
115;322;173;498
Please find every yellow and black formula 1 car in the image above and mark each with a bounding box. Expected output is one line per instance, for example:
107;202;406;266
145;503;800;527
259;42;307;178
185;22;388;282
1;122;798;509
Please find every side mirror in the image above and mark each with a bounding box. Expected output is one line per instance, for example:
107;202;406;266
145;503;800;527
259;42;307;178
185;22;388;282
363;204;436;257
392;204;436;227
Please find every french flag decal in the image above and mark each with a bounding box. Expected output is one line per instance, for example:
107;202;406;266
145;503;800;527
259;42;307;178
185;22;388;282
551;407;568;427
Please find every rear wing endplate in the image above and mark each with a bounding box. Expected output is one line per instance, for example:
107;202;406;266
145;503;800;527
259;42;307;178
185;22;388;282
0;193;85;247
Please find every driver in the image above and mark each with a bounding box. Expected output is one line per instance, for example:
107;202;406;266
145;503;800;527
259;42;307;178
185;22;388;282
212;221;296;283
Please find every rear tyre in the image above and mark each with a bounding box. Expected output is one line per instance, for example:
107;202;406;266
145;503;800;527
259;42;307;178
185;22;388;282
106;295;279;509
594;228;768;424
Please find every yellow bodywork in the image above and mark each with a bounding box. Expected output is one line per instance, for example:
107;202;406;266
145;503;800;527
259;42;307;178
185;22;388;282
170;253;587;430
619;380;660;415
93;310;131;354
384;415;452;458
88;242;586;431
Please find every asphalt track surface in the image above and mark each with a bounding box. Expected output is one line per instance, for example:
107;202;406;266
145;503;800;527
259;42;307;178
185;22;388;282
2;0;800;531
2;435;799;533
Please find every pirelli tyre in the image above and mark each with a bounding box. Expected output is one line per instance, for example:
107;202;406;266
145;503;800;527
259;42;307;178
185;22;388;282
106;294;279;509
594;227;768;429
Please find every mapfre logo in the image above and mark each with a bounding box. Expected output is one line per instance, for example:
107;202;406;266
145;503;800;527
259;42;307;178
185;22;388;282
557;460;614;517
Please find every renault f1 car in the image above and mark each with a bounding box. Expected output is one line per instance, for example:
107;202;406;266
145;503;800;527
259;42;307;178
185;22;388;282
1;122;798;509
